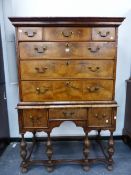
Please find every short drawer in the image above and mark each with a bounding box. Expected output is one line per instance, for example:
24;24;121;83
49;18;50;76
92;27;115;41
22;109;48;128
88;108;112;127
49;108;87;120
43;27;91;41
21;80;114;101
19;42;116;59
18;27;42;41
20;59;114;80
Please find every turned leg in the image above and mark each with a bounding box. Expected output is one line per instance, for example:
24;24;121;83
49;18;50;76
97;129;101;141
46;132;54;172
20;133;28;173
32;131;36;143
83;132;90;171
107;131;114;171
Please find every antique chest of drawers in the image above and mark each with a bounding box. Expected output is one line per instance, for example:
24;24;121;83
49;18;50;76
9;17;124;173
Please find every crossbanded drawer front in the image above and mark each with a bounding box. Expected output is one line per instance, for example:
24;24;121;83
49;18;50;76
19;42;116;59
88;108;112;127
92;27;115;41
18;27;43;41
49;108;87;120
22;109;48;128
21;80;114;101
43;27;91;41
20;59;114;80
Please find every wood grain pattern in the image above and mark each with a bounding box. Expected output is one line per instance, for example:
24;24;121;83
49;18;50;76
88;108;112;127
20;59;114;80
19;42;116;59
18;27;42;41
43;27;91;41
92;27;115;41
21;80;114;101
49;108;87;120
23;109;48;128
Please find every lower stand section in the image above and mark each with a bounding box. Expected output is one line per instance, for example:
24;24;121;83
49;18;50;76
19;131;115;173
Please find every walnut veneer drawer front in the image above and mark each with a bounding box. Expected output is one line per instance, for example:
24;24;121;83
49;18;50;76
19;42;115;59
88;108;112;127
21;80;113;101
18;27;43;40
22;109;48;128
20;59;114;80
43;27;91;41
49;108;87;120
92;27;115;41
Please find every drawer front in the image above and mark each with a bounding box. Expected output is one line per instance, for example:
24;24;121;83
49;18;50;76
20;60;114;80
43;27;91;41
92;27;115;41
22;109;48;128
83;79;113;101
21;80;113;101
88;108;112;127
19;42;115;59
49;108;87;120
18;27;42;41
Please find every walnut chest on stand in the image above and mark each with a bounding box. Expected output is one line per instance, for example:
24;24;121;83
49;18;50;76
9;17;124;173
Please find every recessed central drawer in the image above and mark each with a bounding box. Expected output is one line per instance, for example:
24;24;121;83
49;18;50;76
20;59;114;80
21;80;113;101
43;27;91;41
49;108;87;120
19;42;115;59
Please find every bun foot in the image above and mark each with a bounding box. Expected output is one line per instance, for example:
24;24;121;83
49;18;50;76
21;167;28;173
47;166;54;172
107;165;113;171
83;165;90;171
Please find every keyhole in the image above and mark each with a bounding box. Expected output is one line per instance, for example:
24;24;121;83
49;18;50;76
65;43;70;52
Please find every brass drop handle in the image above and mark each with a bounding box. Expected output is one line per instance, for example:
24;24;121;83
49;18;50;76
95;113;107;120
35;66;48;73
29;115;35;124
36;87;49;94
34;46;47;53
25;30;36;37
95;114;98;118
63;111;75;117
87;86;100;92
62;31;73;37
102;113;106;118
88;47;100;53
30;115;33;119
88;66;100;72
98;31;110;37
65;81;79;90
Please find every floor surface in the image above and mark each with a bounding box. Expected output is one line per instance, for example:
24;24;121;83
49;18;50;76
0;140;131;175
